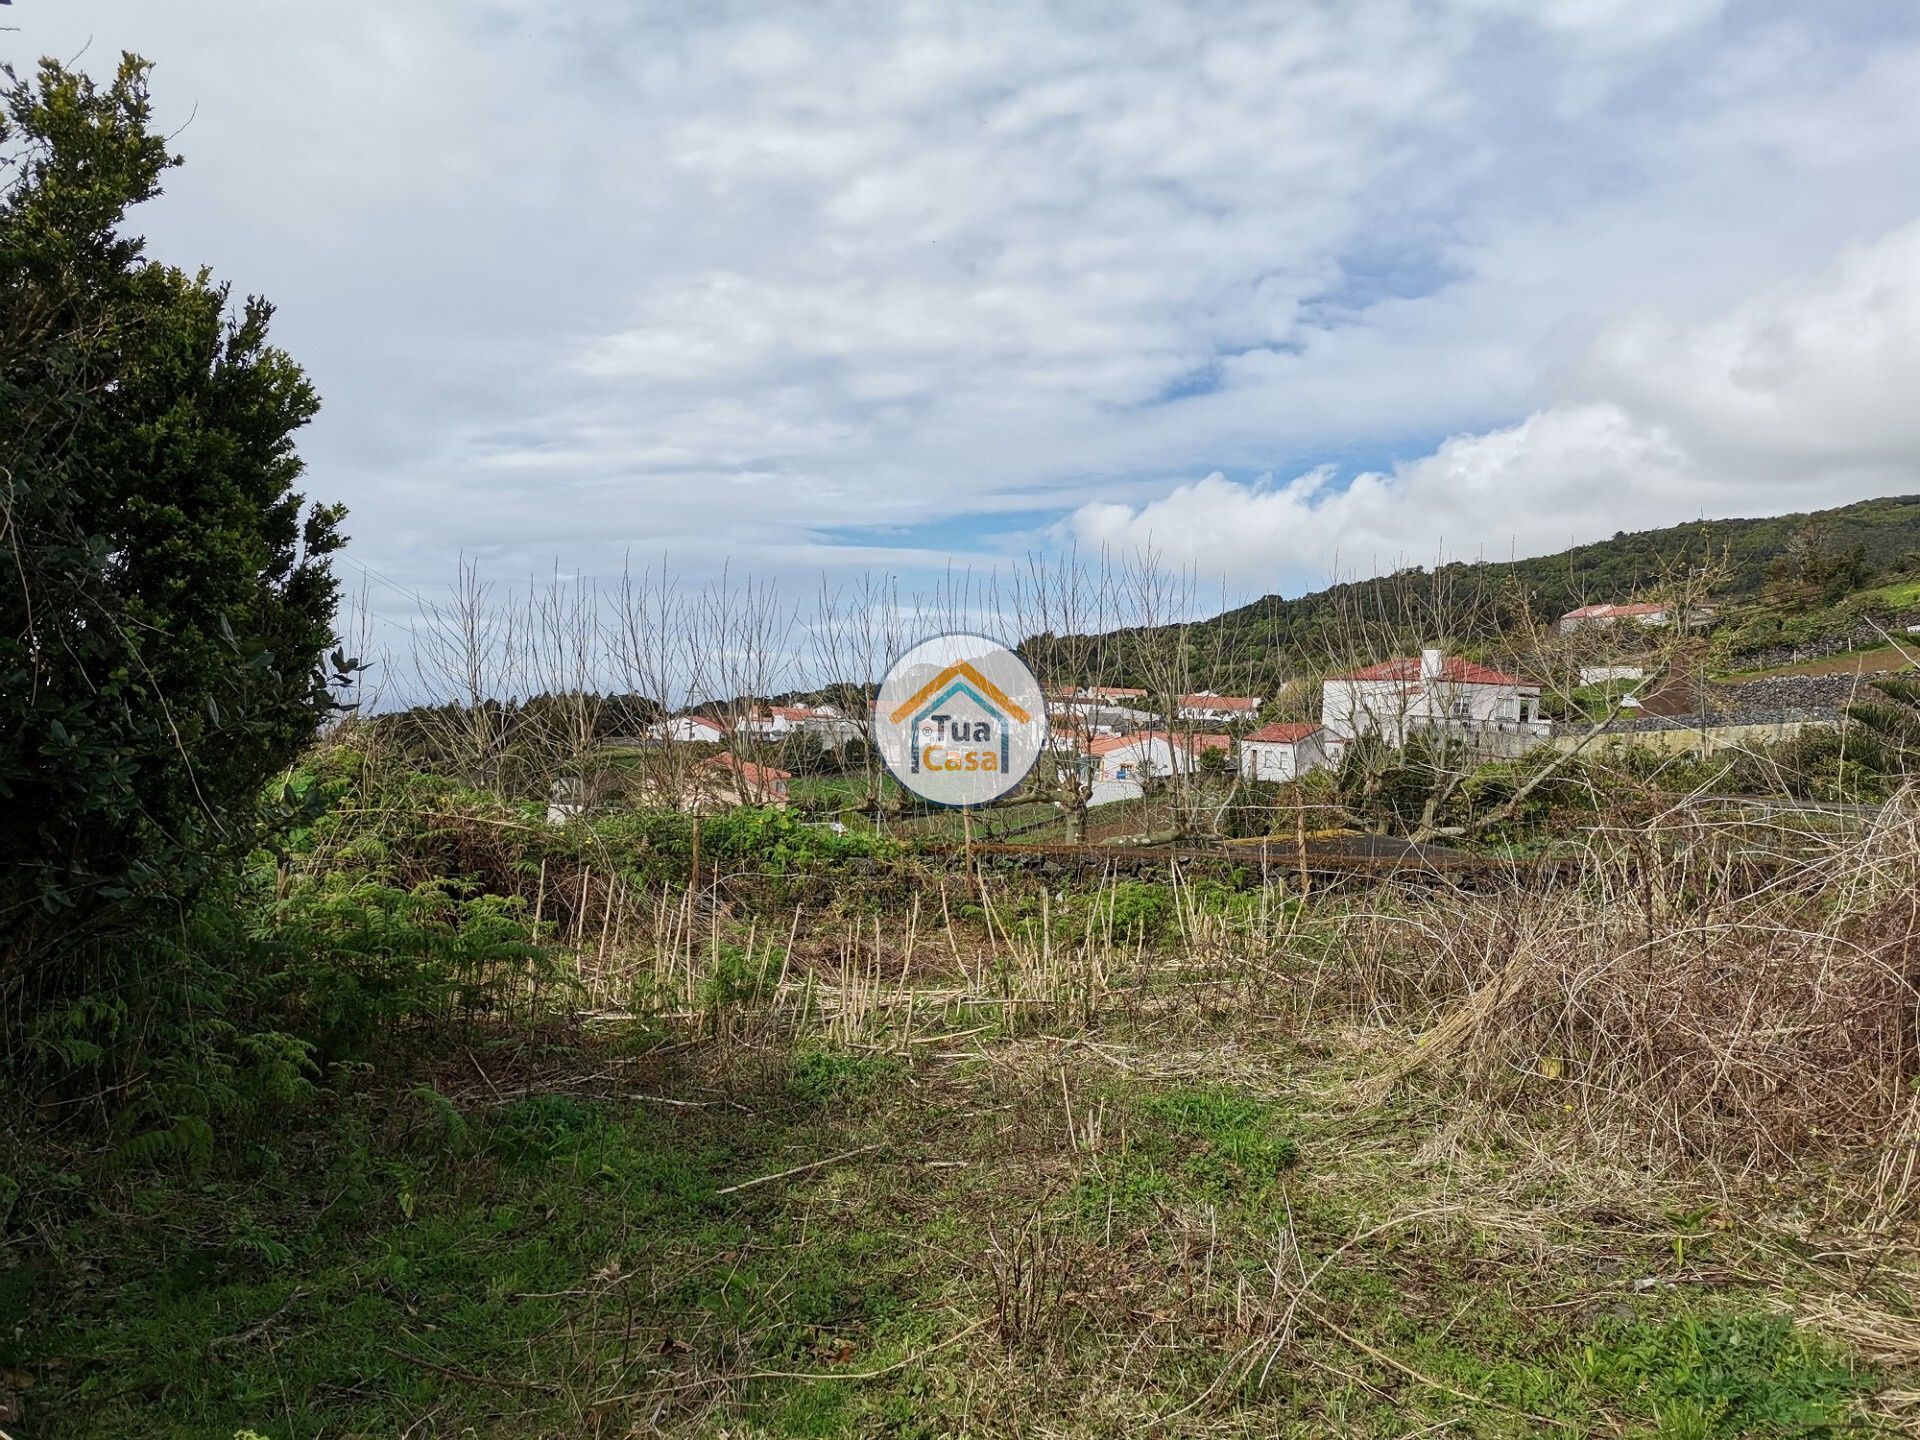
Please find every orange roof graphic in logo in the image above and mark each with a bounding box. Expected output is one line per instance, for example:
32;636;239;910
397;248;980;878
886;660;1033;725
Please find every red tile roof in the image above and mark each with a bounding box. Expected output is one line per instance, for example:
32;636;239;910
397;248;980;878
1244;721;1323;745
1332;656;1527;687
698;753;792;785
1088;730;1230;756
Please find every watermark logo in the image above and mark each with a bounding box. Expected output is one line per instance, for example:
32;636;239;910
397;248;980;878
874;634;1047;807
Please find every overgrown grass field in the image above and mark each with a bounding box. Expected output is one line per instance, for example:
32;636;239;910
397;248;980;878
8;763;1920;1436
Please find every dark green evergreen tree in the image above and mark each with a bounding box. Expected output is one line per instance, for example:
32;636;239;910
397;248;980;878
1;56;346;999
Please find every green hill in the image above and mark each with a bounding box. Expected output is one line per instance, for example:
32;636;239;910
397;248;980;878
1024;494;1920;694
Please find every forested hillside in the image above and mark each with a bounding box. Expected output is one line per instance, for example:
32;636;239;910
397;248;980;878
1027;494;1920;693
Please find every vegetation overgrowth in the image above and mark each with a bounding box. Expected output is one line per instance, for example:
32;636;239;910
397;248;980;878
7;52;1920;1440
9;724;1920;1435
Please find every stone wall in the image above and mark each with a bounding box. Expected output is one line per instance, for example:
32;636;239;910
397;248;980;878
1557;672;1870;745
1729;623;1883;673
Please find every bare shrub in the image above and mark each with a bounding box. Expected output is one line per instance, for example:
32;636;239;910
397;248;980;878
987;1208;1085;1355
1374;795;1920;1203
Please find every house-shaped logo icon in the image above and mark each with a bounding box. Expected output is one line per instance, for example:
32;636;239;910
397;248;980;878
886;660;1033;775
873;636;1047;806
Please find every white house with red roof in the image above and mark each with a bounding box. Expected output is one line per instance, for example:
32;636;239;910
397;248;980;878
1558;602;1715;633
733;702;860;745
1321;649;1545;749
1238;721;1331;782
1088;730;1231;783
1176;691;1264;723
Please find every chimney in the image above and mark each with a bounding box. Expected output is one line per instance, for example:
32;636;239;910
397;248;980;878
1421;647;1444;680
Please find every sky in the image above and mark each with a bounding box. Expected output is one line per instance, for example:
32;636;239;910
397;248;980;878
11;1;1920;641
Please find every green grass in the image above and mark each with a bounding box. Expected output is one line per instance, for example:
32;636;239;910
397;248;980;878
1579;1312;1866;1438
1862;575;1920;610
786;772;900;812
1563;677;1643;722
4;1022;1900;1438
8;1039;949;1438
1723;642;1913;680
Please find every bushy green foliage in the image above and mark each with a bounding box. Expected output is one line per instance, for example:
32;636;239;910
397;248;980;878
1580;1312;1863;1437
631;804;898;873
1;57;346;1107
255;873;552;1067
1103;879;1175;943
22;906;318;1163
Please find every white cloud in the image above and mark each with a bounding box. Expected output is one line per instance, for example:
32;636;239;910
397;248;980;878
1069;223;1920;586
13;0;1920;622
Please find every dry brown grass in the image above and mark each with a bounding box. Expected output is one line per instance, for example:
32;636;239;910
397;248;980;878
1367;793;1920;1215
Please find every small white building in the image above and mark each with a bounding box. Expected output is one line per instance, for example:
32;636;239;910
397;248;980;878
1321;649;1545;748
647;713;729;743
546;777;586;826
1238;722;1331;782
1559;602;1714;633
1579;664;1645;687
1176;691;1264;723
1088;731;1230;782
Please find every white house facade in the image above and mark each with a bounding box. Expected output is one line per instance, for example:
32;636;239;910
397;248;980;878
1238;722;1330;782
648;714;729;743
1321;650;1546;748
1087;731;1229;782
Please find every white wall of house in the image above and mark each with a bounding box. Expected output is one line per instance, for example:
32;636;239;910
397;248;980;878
1579;665;1646;686
735;712;798;739
649;715;728;743
1321;651;1544;747
797;715;863;747
1239;732;1329;782
1094;735;1195;782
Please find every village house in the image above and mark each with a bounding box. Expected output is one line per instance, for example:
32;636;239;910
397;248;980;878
1321;649;1546;748
1558;601;1715;633
1176;691;1263;723
1238;721;1331;782
734;704;805;740
726;703;862;747
646;713;728;743
1088;730;1231;783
